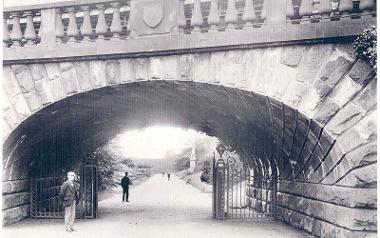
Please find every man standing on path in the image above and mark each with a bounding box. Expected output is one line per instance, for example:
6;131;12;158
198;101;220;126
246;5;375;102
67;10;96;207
121;172;132;202
167;172;171;181
59;171;80;232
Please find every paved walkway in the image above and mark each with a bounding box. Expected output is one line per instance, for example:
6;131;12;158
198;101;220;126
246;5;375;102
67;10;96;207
3;174;310;238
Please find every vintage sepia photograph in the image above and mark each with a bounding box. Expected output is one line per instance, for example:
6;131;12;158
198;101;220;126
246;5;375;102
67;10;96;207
1;0;377;237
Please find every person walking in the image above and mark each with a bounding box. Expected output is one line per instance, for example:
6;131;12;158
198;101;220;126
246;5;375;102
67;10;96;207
59;171;80;232
167;172;171;181
121;172;132;202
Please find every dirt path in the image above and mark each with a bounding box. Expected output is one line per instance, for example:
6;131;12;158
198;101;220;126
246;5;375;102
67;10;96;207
3;174;311;238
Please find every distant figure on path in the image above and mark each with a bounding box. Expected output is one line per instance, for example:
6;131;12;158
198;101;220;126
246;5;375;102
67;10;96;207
59;171;80;232
167;173;171;181
121;172;132;202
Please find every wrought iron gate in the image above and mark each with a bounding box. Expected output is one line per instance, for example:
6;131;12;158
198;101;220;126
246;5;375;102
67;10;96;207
212;150;275;221
31;159;98;219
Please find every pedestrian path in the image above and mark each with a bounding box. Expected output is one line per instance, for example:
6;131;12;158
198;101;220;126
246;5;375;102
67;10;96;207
3;174;311;238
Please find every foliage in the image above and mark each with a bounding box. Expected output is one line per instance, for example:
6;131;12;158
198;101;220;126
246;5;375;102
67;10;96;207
353;26;377;71
90;148;121;191
200;161;212;184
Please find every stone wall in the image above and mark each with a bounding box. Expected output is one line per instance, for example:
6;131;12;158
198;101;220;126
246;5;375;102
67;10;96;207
2;43;376;236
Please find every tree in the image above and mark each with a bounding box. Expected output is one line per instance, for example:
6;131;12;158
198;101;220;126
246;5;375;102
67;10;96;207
90;148;121;191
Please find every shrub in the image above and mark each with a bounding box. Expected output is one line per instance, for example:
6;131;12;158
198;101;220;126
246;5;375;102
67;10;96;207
353;26;377;71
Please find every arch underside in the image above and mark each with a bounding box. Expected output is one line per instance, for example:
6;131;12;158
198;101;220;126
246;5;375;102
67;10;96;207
3;81;376;237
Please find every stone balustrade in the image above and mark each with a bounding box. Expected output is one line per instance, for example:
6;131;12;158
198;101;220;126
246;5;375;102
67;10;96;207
4;0;130;47
3;0;377;61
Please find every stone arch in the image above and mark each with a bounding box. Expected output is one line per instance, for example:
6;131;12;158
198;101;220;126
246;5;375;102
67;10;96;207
3;43;376;237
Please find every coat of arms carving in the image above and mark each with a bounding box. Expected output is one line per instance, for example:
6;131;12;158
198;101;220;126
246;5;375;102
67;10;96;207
143;0;164;28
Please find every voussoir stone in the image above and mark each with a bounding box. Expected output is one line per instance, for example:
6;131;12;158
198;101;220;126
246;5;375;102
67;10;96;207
280;45;305;67
59;62;80;94
105;60;121;85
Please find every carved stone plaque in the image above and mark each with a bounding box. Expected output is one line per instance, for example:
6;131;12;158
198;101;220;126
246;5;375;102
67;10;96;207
142;0;163;29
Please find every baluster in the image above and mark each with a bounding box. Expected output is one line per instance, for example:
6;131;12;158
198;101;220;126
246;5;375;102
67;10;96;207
96;4;108;40
10;12;23;47
191;0;203;33
55;8;64;43
110;2;122;39
66;7;79;43
242;0;255;29
299;0;313;22
81;5;93;42
225;0;238;31
286;0;295;21
319;0;332;20
208;0;220;31
24;11;37;46
260;0;266;21
338;0;353;16
359;0;375;13
3;15;10;47
178;0;187;33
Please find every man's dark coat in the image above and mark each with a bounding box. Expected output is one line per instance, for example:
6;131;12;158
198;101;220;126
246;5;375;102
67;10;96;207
121;176;132;189
59;181;80;207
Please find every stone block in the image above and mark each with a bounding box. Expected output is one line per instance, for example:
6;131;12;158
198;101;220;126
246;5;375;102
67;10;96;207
282;80;308;108
313;97;340;125
336;110;376;154
178;54;194;81
280;45;305;67
2;179;29;195
345;141;376;170
2;204;29;226
3;103;20;129
134;58;150;81
74;61;93;90
23;91;42;112
281;180;377;209
299;53;354;116
336;163;377;188
45;63;66;100
29;64;53;105
3;66;22;98
105;60;121;85
59;62;80;94
119;59;136;83
2;192;30;210
348;59;374;85
219;50;244;87
254;47;281;94
161;56;178;80
192;53;210;83
295;44;333;83
279;192;377;231
89;61;106;88
11;65;35;93
10;94;31;120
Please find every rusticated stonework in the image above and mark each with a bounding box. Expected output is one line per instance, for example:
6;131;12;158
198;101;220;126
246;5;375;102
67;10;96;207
2;43;376;237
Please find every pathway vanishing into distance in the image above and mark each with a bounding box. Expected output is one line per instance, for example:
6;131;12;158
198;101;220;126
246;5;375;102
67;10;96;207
3;174;310;238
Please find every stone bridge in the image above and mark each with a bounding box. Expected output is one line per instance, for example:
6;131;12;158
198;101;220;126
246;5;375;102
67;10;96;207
2;0;377;237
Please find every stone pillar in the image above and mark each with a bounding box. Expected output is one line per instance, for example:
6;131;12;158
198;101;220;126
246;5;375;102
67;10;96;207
39;8;57;46
265;0;287;25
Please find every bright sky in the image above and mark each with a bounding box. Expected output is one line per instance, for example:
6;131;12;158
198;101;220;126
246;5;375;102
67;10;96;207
4;0;73;8
107;126;218;160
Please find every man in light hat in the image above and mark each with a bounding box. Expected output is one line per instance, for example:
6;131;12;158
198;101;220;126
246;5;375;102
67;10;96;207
59;171;80;232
